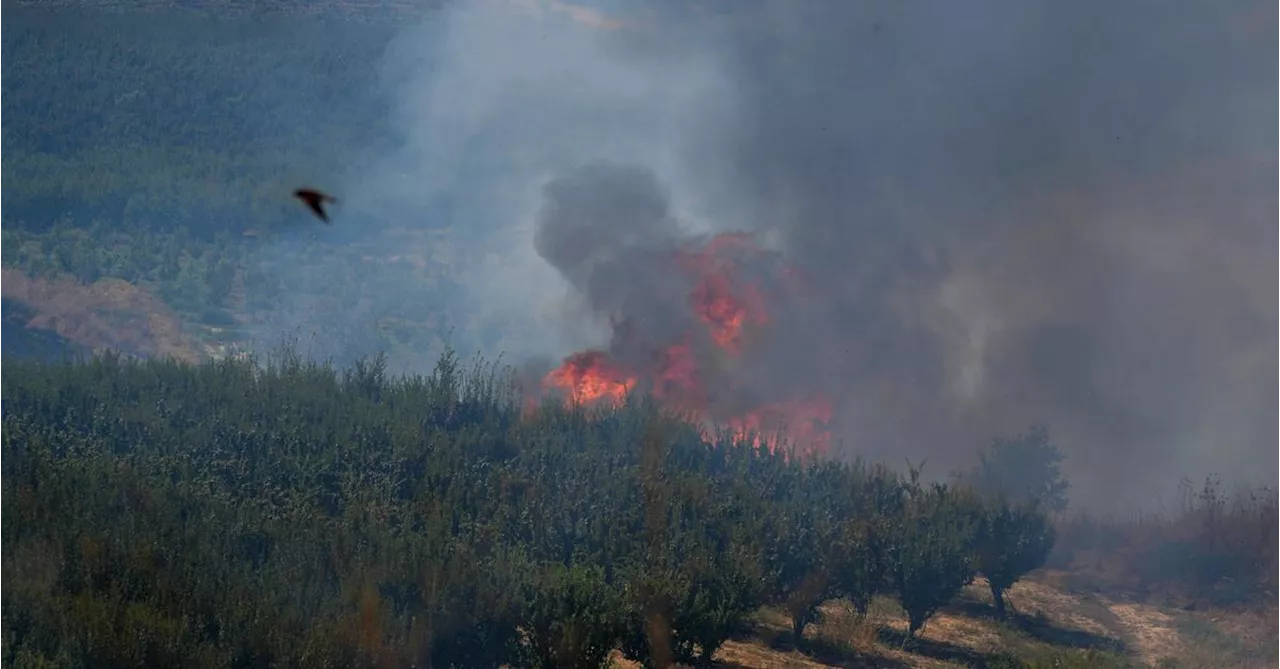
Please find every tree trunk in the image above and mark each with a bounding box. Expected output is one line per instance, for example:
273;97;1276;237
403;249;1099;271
852;594;870;617
698;641;721;667
790;609;810;646
904;615;923;645
990;581;1007;619
645;607;673;669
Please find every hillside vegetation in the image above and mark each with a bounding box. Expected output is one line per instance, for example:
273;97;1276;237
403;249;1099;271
0;348;1070;667
4;350;1276;668
2;3;470;362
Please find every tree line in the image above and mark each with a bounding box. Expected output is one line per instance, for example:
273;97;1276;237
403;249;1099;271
1;346;1061;668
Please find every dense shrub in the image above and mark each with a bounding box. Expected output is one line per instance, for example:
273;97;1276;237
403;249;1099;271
975;497;1057;619
891;477;982;638
764;487;846;643
962;424;1070;514
517;563;627;669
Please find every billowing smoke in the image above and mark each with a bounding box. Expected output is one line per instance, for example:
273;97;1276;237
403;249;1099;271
670;0;1277;506
305;0;1274;508
278;0;740;371
532;164;688;342
530;163;836;454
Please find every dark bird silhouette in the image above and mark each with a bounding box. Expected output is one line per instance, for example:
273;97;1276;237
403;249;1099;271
293;188;338;223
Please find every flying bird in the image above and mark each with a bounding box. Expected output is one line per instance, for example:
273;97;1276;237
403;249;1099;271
293;188;338;223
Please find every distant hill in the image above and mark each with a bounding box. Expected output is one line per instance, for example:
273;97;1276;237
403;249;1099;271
0;0;732;366
0;1;535;366
2;1;403;236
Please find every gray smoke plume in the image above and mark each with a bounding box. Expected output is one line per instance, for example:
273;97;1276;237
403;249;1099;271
355;0;1275;508
677;0;1278;507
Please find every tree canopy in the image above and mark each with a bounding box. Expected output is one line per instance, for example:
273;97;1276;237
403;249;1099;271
1;348;1058;666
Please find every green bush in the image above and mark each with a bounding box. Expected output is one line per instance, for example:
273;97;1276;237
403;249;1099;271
891;478;980;638
975;497;1056;618
965;424;1071;514
518;563;626;669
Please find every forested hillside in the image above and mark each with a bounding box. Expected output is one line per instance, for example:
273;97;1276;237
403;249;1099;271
2;2;471;364
4;349;1275;667
0;347;1071;667
2;4;399;232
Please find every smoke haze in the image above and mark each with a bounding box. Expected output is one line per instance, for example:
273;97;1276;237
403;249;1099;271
283;0;1275;509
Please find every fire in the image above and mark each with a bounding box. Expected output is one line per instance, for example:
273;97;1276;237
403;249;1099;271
652;341;701;405
688;274;769;353
542;350;636;405
676;232;770;354
725;396;835;457
538;232;834;460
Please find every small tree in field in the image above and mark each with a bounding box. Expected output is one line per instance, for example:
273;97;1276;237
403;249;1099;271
517;563;627;669
618;566;683;669
891;482;980;639
974;497;1056;619
969;425;1070;514
834;464;905;616
673;542;766;666
834;515;894;617
763;490;845;645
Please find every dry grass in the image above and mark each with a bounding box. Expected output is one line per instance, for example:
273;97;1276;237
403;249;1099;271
1157;606;1280;669
714;639;837;668
1106;602;1180;665
656;571;1276;669
2;267;204;363
1050;480;1278;610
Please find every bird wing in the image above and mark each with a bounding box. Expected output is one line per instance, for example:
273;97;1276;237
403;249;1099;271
294;188;335;223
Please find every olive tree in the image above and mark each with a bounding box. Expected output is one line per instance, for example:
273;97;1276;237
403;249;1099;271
974;497;1056;619
891;483;980;639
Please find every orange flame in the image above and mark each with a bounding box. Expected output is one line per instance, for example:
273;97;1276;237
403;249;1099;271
653;341;702;405
542;350;636;406
677;233;770;353
539;232;834;460
724;396;835;460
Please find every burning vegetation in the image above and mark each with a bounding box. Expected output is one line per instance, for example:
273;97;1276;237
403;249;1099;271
531;169;835;459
